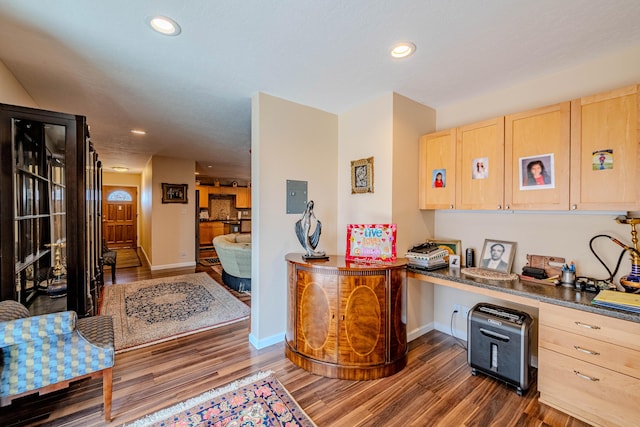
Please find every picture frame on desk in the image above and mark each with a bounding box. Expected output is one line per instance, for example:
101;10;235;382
427;239;461;258
479;239;517;273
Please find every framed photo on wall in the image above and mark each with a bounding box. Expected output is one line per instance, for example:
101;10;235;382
161;183;188;204
519;153;555;190
479;239;517;273
351;157;374;194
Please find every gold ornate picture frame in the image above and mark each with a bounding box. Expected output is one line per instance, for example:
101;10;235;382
161;183;188;204
351;157;374;194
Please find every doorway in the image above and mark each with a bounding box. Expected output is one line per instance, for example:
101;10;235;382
102;186;138;249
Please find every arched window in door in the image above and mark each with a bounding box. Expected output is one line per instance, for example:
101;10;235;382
107;190;133;202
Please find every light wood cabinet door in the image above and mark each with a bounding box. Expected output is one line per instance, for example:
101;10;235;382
199;222;214;246
570;84;640;210
419;129;456;209
505;102;571;210
235;187;251;208
456;117;505;210
197;185;209;208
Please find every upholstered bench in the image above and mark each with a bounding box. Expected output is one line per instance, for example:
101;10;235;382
0;300;115;421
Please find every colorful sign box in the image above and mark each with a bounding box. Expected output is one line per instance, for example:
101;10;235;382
346;224;397;262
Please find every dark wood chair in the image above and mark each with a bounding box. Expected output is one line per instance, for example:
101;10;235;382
102;241;117;284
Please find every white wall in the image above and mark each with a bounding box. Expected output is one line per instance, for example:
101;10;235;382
0;60;37;107
431;43;640;340
149;156;197;270
391;94;438;339
250;93;339;348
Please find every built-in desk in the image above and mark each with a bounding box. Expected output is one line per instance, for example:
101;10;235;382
410;266;640;427
408;267;640;323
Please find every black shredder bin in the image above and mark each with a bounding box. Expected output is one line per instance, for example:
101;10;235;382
467;302;533;395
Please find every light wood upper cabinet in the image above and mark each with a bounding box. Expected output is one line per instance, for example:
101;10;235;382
570;85;640;211
419;130;456;209
235;187;251;208
456;117;505;210
505;102;571;210
197;185;209;208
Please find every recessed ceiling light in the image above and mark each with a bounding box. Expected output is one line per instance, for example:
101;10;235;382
390;42;416;59
130;129;146;135
112;166;129;172
149;16;181;36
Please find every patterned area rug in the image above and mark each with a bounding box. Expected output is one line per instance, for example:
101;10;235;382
100;272;250;352
127;371;317;427
199;257;220;266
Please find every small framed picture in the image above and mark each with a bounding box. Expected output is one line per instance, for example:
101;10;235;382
519;153;555;190
479;239;517;273
161;183;188;204
428;239;461;257
432;169;446;188
472;157;488;180
351;157;374;194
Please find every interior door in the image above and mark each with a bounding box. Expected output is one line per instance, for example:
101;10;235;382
102;186;137;249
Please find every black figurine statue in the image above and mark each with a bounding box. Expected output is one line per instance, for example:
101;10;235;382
295;200;328;260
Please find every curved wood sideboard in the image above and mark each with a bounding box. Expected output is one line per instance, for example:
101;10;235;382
285;253;408;380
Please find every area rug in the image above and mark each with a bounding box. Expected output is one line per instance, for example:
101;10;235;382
127;371;317;427
114;248;143;268
100;272;250;352
199;257;220;266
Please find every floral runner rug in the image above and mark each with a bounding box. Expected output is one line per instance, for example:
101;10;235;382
126;371;317;427
100;272;250;352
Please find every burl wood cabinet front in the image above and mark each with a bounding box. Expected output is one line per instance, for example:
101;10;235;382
286;255;407;380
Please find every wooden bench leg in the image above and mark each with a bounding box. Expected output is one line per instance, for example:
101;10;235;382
111;262;116;283
103;367;112;421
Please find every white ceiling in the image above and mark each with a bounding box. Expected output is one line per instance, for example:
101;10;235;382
1;1;640;182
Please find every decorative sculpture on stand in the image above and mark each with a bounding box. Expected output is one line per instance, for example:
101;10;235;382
295;200;328;260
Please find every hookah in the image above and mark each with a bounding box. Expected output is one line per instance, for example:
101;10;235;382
45;240;67;298
610;216;640;292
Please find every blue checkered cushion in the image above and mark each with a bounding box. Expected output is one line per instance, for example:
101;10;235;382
0;310;114;398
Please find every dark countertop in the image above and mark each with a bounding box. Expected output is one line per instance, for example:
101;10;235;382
408;266;640;323
199;219;242;224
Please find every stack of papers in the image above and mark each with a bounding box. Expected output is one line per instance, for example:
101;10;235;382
591;290;640;313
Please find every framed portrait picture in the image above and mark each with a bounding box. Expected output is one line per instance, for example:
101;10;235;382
519;153;555;190
472;157;488;180
351;157;374;194
432;169;446;188
479;239;517;273
161;183;188;204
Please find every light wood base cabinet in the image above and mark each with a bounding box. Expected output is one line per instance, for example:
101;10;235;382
285;254;407;380
538;302;640;426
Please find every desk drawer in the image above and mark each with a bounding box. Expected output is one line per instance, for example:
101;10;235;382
540;324;640;379
539;302;640;351
539;348;640;427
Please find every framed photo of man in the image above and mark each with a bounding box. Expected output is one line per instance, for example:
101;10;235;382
479;239;517;273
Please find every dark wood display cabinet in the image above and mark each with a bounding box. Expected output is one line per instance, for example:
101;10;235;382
0;103;103;316
285;253;408;380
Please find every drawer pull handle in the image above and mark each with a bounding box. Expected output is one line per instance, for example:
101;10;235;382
573;370;599;382
574;346;600;356
574;321;600;330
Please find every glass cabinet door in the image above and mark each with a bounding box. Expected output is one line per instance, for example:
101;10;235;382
11;118;67;306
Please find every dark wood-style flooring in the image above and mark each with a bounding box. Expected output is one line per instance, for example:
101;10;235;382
1;249;590;427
